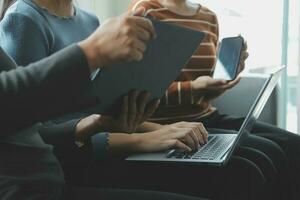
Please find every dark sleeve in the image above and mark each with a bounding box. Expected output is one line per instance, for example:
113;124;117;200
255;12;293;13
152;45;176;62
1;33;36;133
40;121;109;161
39;116;109;159
39;119;93;161
0;44;96;134
40;119;81;149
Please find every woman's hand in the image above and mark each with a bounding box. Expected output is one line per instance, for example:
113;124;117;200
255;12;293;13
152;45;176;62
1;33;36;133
136;121;209;150
190;38;248;102
191;76;241;102
132;122;209;153
101;91;160;133
170;121;208;148
75;91;160;142
237;40;249;74
75;114;103;143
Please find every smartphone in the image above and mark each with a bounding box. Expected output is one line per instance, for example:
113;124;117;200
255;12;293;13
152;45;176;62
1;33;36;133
213;36;244;81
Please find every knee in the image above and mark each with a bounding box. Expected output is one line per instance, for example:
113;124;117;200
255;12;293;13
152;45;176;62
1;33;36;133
235;146;277;181
241;135;288;172
225;156;266;200
229;156;266;184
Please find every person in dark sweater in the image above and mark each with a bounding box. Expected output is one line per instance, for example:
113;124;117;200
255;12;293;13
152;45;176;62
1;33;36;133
0;0;209;159
0;0;214;187
0;7;212;200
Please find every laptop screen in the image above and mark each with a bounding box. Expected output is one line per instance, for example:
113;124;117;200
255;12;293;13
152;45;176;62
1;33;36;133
243;69;282;134
224;67;285;164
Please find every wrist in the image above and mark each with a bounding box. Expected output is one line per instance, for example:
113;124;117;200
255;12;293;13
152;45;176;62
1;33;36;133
191;79;208;103
136;122;164;132
74;115;102;144
78;39;104;72
108;133;142;154
74;123;88;144
191;80;196;91
96;115;114;132
191;80;199;103
130;133;145;152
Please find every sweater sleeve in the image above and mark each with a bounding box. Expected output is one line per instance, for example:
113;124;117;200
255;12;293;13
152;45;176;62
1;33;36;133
39;119;81;149
160;81;193;105
41;119;110;161
0;45;95;134
91;133;110;160
0;12;49;65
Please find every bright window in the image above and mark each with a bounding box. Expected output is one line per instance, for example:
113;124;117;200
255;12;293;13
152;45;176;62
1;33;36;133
287;0;299;132
197;0;284;70
196;0;298;132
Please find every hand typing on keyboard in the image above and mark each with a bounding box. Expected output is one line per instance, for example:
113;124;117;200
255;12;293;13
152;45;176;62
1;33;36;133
131;122;209;153
171;137;214;159
167;121;209;151
167;135;234;160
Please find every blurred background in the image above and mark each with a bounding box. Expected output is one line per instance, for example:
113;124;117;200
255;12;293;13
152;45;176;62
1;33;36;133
76;0;299;133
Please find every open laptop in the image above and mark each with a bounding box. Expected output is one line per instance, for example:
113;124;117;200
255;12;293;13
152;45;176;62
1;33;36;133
126;66;285;166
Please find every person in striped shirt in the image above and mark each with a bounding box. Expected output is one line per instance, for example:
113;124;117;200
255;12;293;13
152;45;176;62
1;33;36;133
130;0;243;123
126;0;300;199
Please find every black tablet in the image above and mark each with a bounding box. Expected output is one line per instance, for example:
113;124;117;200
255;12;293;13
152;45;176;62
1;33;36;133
86;19;205;116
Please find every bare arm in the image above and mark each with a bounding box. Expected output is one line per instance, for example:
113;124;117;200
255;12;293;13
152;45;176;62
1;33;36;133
136;121;164;132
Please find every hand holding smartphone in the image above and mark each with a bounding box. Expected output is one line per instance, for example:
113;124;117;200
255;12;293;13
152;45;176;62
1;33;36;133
213;36;245;81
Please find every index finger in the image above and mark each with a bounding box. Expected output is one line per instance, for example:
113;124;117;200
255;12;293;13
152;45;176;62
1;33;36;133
141;100;160;123
132;16;156;39
210;78;228;85
196;123;208;143
120;95;129;121
135;91;151;125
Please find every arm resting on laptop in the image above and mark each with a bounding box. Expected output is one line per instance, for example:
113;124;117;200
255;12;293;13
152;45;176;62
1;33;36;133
94;127;193;159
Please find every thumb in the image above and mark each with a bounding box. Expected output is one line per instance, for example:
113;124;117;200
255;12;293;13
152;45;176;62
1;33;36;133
132;7;146;16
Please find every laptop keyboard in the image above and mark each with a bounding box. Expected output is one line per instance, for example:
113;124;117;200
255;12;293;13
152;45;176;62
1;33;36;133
166;135;235;160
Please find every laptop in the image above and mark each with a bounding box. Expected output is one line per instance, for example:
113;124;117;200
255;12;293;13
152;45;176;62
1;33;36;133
126;66;285;166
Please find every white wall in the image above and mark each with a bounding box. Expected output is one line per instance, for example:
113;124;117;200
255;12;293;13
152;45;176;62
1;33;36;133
76;0;131;22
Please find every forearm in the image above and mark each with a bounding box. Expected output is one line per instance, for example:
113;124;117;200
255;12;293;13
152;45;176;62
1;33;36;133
106;133;140;157
136;121;164;132
190;80;206;103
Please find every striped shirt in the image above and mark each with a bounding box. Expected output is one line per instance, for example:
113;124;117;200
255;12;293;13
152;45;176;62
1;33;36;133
129;0;219;124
